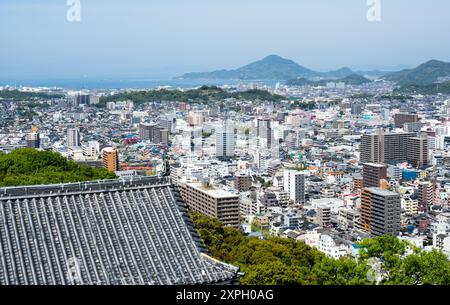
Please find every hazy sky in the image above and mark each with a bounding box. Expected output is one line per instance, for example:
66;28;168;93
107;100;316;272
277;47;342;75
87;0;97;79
1;0;450;80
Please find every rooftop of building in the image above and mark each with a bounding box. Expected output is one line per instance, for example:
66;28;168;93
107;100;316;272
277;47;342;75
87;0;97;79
363;163;387;168
186;182;239;199
0;177;239;285
364;187;400;197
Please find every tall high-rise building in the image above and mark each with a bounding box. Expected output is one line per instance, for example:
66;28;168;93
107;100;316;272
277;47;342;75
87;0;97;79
257;118;273;149
283;170;306;204
139;123;169;145
417;181;434;210
406;137;429;168
360;188;401;237
353;175;364;191
26;132;40;149
360;133;383;163
215;124;235;161
160;129;169;146
360;131;417;164
384;132;416;163
363;163;388;188
102;147;119;172
72;94;90;107
351;103;363;115
394;113;419;128
139;123;154;141
67;127;81;149
159;116;176;134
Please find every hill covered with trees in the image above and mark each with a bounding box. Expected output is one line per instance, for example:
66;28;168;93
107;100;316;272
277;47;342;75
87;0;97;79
180;55;355;80
0;149;116;187
384;59;450;85
99;86;285;107
191;212;450;285
0;90;63;101
286;74;371;87
395;81;450;95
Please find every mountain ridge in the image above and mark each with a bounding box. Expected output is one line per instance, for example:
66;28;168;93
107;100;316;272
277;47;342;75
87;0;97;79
383;59;450;85
179;55;355;80
179;55;450;85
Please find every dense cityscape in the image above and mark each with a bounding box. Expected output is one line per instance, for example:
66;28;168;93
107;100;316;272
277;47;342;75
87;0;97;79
2;54;450;286
2;2;450;298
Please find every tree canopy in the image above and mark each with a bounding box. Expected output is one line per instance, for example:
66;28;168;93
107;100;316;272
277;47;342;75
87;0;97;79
0;90;63;101
0;149;116;187
191;212;450;285
98;86;284;107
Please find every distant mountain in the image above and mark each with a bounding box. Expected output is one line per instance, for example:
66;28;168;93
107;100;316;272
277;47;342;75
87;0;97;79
384;60;450;85
352;64;411;72
340;74;373;85
323;67;354;79
179;55;354;80
286;74;371;87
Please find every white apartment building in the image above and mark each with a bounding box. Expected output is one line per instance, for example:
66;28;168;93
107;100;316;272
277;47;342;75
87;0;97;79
216;124;235;160
304;230;349;259
67;127;81;149
283;169;305;204
317;234;349;260
401;196;419;215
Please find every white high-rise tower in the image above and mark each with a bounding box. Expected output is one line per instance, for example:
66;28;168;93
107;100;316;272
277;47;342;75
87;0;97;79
216;123;235;161
283;169;306;204
67;127;81;149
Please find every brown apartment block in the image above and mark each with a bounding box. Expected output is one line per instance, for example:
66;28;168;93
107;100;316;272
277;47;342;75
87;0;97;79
180;182;240;228
417;181;434;211
139;123;169;145
360;131;418;164
394;113;419;128
360;187;401;237
102;147;119;172
406;137;428;168
234;174;252;192
353;176;364;191
363;163;387;188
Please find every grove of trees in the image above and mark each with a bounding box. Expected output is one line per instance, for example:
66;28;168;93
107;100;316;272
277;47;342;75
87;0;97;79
0;90;63;101
191;212;450;285
99;86;285;107
0;149;116;187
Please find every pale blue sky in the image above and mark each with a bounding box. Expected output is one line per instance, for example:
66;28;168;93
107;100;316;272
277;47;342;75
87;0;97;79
1;0;450;80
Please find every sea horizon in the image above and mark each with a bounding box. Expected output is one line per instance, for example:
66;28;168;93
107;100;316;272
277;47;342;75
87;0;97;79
0;77;280;90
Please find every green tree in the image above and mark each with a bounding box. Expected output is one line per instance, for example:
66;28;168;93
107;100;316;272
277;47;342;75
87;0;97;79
190;212;450;286
0;149;116;187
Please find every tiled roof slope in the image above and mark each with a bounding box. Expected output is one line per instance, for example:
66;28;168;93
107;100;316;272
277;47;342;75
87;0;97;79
0;177;239;285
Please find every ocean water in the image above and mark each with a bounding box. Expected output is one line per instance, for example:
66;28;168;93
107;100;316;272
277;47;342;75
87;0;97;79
0;77;279;90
